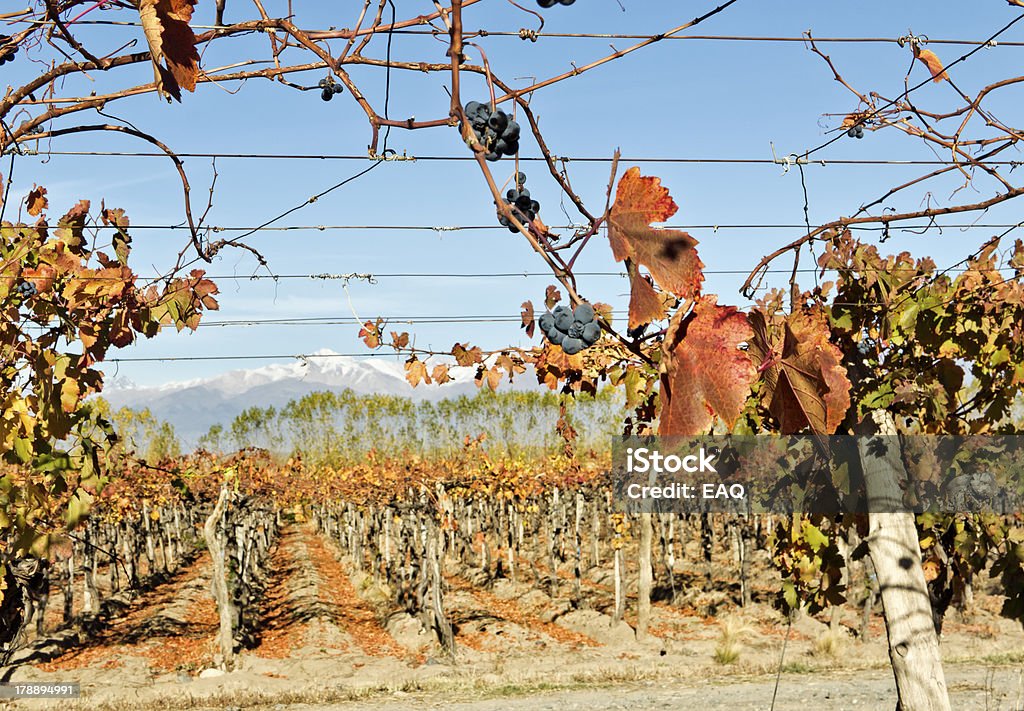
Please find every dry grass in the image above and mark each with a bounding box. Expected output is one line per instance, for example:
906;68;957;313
813;628;846;658
713;617;755;665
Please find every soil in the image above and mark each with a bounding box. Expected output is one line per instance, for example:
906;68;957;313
2;524;1022;710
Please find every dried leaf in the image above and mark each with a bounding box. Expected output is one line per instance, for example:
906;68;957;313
390;331;410;349
475;365;502;391
545;285;562;310
138;0;200;102
747;307;852;435
660;297;756;436
26;186;48;217
609;167;703;300
405;357;431;387
358;319;382;349
452;343;483;367
431;364;451;385
55;200;90;255
521;301;536;338
914;47;949;83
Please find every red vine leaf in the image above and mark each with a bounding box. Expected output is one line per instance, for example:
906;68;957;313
26;186;47;217
913;47;949;83
660;297;755;436
747;308;851;435
608;167;704;300
138;0;200;102
521;300;536;338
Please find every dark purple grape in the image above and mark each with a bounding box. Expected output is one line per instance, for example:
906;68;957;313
582;322;601;345
488;110;508;134
561;337;584;355
573;303;595;324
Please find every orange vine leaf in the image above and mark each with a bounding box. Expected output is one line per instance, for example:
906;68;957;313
25;186;47;217
627;266;665;329
608;168;704;326
914;47;949;83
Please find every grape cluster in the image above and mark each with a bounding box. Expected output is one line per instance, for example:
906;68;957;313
846;124;865;139
318;77;343;101
16;281;37;299
537;0;576;6
538;303;601;355
464;101;520;161
0;35;17;66
498;172;541;232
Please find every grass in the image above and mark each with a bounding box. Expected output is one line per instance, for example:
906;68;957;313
713;617;755;665
813;628;846;658
979;650;1024;666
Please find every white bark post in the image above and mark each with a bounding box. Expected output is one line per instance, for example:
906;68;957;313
637;512;653;639
204;485;234;671
858;411;950;711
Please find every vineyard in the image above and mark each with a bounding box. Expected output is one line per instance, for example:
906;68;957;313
5;0;1024;709
0;444;1021;710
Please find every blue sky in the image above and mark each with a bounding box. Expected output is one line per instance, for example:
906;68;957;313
6;1;1024;386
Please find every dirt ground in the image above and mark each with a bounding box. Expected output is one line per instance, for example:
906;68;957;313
2;524;1022;710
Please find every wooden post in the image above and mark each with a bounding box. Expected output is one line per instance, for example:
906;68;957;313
204;485;235;671
858;411;950;711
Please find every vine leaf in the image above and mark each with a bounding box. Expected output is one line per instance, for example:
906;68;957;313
138;0;200;102
913;46;949;83
452;343;483;367
544;286;561;310
101;207;132;265
475;364;502;391
627;263;666;329
521;301;536;338
609;167;704;305
405;357;431;387
55;200;90;255
748;308;851;435
609;168;703;329
358;319;383;349
659;297;756;436
431;364;452;385
26;186;47;217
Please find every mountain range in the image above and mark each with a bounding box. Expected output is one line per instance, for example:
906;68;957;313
101;349;540;445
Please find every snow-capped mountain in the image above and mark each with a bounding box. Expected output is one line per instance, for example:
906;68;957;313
101;349;537;445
